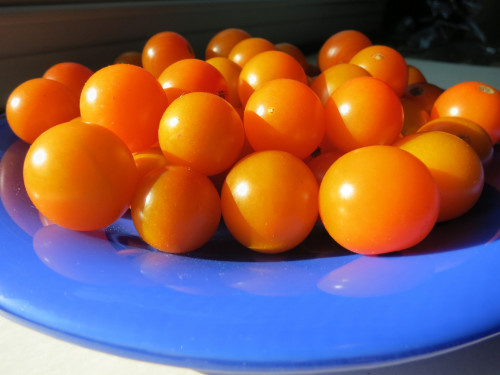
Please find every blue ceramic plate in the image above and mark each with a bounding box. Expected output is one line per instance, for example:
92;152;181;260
1;114;500;374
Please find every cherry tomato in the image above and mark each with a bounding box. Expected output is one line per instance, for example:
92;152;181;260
407;65;427;85
404;82;444;113
395;131;484;222
133;147;169;182
131;165;221;253
157;58;229;103
142;31;195;78
6;78;80;144
324;76;403;152
23;120;137;231
275;42;309;71
221;150;319;253
350;44;408;96
318;30;372;72
205;28;251;59
114;51;142;66
244;78;325;159
158;92;244;176
430;81;500;144
238;50;307;106
228;37;275;67
80;63;168;153
206;56;243;108
401;97;429;136
319;145;439;254
42;62;94;98
306;151;344;185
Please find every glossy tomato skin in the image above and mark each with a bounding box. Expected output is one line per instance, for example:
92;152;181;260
319;145;439;255
228;37;275;68
23;121;137;231
317;30;372;71
131;165;221;254
205;28;251;59
42;62;94;98
221;150;319;253
206;56;243;108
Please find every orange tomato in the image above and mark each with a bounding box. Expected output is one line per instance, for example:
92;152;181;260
404;82;444;113
221;150;319;253
319;145;439;255
206;56;243;108
430;81;500;144
306;151;344;185
395;131;484;222
133;147;169;182
205;28;251;59
244;79;325;159
350;45;408;96
114;51;142;66
142;31;195;78
131;165;221;253
324;76;403;152
275;42;309;70
407;65;427;84
157;58;229;103
228;37;275;68
310;63;371;105
317;30;372;72
158;92;244;176
401;97;430;136
6;78;80;144
238;50;307;106
80;63;168;153
23;121;137;231
42;62;94;98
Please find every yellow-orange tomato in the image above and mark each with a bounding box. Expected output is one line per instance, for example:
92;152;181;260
306;151;344;185
319;145;439;255
142;31;195;78
23;121;137;231
205;28;251;59
324;76;403;152
407;65;427;85
404;82;444;113
417;116;493;164
350;44;408;96
131;165;221;253
80;64;168;153
221;150;319;253
228;37;275;68
157;58;229;103
206;56;243;108
6;78;80;144
401;97;430;136
238;50;307;106
275;42;309;71
244;79;325;159
317;30;372;72
310;63;371;105
42;62;94;99
158;92;244;176
133;147;169;182
430;81;500;144
395;131;484;222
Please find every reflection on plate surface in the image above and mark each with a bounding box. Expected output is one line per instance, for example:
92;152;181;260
2;114;500;374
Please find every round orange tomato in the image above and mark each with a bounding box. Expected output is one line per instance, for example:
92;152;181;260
131;165;221;253
404;82;444;113
401;97;429;136
221;150;319;253
395;131;484;222
80;63;168;153
319;145;439;255
430;81;500;144
114;51;143;66
324;76;403;152
42;62;94;98
275;42;309;70
133;147;169;182
205;28;251;59
407;65;427;85
206;56;243;108
306;151;344;185
228;37;275;67
23;121;137;231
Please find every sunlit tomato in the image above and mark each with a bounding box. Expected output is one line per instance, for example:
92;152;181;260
158;92;244;176
401;97;429;136
317;30;372;72
310;63;371;105
206;56;243;108
205;28;251;59
275;42;309;71
6;78;80;144
407;64;427;85
395;131;484;222
350;45;408;96
131;165;221;253
42;62;94;98
319;145;439;255
157;58;229;103
133;147;169;182
244;79;325;159
306;151;344;185
324;76;403;152
404;82;444;113
228;37;275;67
80;63;168;153
114;51;142;66
417;116;493;164
430;81;500;144
142;31;195;78
238;50;307;106
23;121;137;231
221;150;319;253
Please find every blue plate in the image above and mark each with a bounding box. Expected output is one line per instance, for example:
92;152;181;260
1;113;500;374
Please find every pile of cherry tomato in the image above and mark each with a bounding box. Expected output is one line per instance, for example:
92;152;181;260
5;28;500;256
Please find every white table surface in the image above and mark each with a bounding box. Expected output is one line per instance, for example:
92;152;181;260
2;58;500;375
